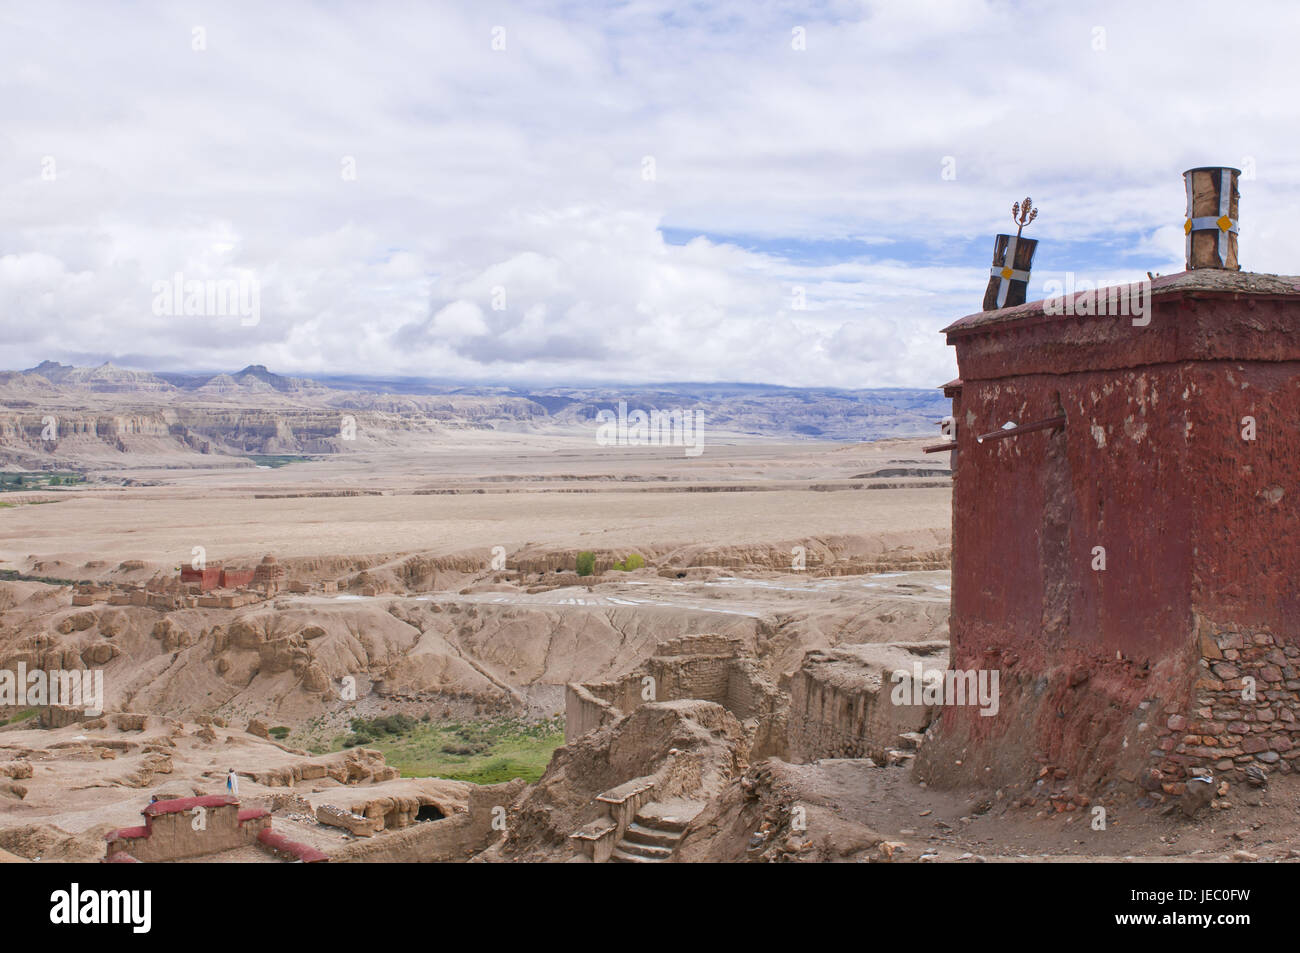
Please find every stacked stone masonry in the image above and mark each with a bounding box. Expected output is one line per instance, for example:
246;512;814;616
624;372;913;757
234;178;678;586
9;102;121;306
1152;624;1300;787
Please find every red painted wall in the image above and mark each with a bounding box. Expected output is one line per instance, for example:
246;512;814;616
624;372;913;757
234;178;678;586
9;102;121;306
219;568;255;588
179;566;221;591
921;284;1300;788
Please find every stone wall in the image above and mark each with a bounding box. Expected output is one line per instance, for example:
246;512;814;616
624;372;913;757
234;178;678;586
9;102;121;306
654;634;740;657
726;659;787;758
317;803;383;836
330;780;524;862
786;642;948;763
1146;619;1300;791
564;682;623;742
564;634;787;757
648;651;731;704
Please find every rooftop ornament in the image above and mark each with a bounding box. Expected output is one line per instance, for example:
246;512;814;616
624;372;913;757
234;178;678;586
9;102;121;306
1011;197;1038;238
983;197;1040;311
1183;167;1240;270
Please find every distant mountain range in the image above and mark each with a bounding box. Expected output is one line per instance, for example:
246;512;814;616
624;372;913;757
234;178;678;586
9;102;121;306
0;361;951;469
24;361;328;395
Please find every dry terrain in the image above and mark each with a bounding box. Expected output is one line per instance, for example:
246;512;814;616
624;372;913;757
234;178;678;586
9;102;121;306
2;369;1281;864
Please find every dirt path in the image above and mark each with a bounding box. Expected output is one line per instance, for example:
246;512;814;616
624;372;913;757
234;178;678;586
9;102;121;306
780;760;1300;861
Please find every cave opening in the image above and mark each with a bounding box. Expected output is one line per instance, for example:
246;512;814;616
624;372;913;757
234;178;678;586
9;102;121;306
416;804;446;822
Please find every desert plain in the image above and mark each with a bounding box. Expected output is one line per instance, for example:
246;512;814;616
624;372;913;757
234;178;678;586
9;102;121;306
0;367;1293;864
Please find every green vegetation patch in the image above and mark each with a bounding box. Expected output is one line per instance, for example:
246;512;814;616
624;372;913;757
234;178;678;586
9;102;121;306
0;472;85;492
247;454;314;468
332;716;564;785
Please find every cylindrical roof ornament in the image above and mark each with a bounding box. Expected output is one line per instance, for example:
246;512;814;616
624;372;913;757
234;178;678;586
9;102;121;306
982;197;1039;311
1183;167;1240;270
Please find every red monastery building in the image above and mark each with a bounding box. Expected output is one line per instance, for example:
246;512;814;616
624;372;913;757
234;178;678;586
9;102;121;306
919;169;1300;798
178;560;270;592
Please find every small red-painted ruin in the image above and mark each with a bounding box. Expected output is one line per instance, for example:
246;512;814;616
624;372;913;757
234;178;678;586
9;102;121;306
918;168;1300;802
104;794;328;863
179;565;255;591
73;553;303;610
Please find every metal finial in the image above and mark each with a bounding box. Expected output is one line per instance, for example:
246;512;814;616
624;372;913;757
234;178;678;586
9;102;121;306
1012;196;1038;238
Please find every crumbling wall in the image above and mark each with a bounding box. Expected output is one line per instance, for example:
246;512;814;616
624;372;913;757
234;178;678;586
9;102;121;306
653;634;741;657
726;659;787;759
565;682;623;741
648;651;732;704
564;634;788;757
487;701;749;863
331;780;525;862
786;642;948;763
317;804;382;836
246;748;398;788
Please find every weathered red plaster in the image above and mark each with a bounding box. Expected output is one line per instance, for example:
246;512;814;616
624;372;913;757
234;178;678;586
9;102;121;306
919;271;1300;793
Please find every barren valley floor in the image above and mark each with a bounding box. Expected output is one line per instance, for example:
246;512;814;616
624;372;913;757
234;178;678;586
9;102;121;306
0;437;1288;862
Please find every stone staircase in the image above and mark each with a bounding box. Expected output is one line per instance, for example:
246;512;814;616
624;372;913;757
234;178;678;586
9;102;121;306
609;800;698;863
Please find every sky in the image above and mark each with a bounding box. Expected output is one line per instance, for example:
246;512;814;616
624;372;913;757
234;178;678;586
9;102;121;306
3;0;1299;389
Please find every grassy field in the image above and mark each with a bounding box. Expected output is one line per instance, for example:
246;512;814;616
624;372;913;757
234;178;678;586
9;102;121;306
246;454;314;468
0;472;85;492
325;715;565;784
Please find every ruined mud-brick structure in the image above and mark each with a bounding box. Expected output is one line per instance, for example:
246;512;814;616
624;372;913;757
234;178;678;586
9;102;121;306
919;169;1300;797
252;554;285;592
104;795;328;863
566;634;787;758
178;563;256;591
178;565;221;590
786;640;949;764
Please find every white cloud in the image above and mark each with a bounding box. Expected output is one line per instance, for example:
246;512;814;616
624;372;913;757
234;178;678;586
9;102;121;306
2;0;1299;387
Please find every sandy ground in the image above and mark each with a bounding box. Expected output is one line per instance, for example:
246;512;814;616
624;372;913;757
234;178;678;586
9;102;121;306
2;486;949;568
758;760;1300;863
1;437;950;570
